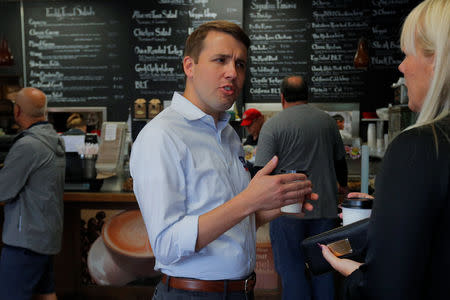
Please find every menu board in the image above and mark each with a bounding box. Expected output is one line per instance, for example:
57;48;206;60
244;0;419;104
369;0;416;70
15;0;421;118
308;1;369;102
244;0;310;102
129;0;242;103
363;0;420;112
23;0;129;118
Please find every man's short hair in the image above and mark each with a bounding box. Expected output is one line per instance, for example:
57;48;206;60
184;20;250;63
280;76;308;102
333;114;345;122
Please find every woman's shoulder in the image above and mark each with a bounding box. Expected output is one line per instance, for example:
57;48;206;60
388;115;450;159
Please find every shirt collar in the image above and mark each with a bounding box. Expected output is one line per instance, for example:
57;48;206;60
171;92;231;126
13;121;49;143
27;121;49;130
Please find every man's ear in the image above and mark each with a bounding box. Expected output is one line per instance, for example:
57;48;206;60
13;103;20;120
183;56;195;78
280;93;286;108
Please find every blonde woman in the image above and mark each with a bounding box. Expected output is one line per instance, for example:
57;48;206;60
321;0;450;299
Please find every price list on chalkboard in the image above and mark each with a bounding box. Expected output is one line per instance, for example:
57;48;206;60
244;0;310;103
23;1;129;106
129;0;242;103
308;1;369;102
369;0;416;69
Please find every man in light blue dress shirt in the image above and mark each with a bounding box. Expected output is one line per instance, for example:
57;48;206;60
130;20;318;300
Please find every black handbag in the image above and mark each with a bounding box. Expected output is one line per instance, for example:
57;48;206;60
301;218;369;275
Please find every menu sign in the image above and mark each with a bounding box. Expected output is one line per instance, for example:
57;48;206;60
23;1;129;107
129;0;242;103
244;0;310;102
308;1;369;101
369;0;416;69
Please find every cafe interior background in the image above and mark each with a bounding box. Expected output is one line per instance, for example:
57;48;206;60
0;0;420;299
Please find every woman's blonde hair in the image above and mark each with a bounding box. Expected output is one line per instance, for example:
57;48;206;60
400;0;450;129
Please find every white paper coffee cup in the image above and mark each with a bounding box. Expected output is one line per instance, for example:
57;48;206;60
341;197;373;226
281;203;303;214
279;169;308;214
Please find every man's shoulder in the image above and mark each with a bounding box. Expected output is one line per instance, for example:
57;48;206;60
13;133;39;147
7;135;41;160
134;109;188;146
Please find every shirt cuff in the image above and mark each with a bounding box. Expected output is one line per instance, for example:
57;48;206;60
178;214;199;256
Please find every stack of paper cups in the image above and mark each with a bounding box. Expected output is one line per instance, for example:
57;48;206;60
377;138;384;152
361;145;369;194
384;133;389;151
367;123;376;152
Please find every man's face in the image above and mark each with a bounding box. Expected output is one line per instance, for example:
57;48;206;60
336;120;344;130
246;117;262;137
183;31;247;120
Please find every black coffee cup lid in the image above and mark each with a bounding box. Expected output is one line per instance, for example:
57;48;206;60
342;197;373;209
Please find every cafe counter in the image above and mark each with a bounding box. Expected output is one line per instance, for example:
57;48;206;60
55;189;280;299
53;190;159;300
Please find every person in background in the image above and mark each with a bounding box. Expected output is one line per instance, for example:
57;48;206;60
321;1;450;299
241;108;264;146
241;108;265;177
130;21;318;300
0;87;66;300
65;113;87;135
255;75;348;300
86;111;101;136
332;114;352;144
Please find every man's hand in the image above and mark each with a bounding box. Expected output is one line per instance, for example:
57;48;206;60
197;156;317;250
243;156;318;213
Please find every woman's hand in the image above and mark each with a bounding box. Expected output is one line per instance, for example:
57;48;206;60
347;192;374;199
319;244;363;277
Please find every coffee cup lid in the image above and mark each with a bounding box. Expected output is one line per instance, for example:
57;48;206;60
342;197;373;209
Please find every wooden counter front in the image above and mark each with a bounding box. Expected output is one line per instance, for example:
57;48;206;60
55;191;156;300
64;191;136;203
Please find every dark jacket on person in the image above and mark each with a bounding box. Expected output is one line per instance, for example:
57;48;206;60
0;122;66;255
243;134;258;146
344;114;450;299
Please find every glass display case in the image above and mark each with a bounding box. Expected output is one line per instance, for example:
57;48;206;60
47;106;107;134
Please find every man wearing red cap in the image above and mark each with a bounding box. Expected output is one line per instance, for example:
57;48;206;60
240;108;264;146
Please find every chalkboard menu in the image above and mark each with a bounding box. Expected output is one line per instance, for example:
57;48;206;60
129;0;242;103
364;0;419;112
244;0;310;102
244;0;419;105
23;0;130;120
12;0;421;120
369;0;414;69
308;1;369;102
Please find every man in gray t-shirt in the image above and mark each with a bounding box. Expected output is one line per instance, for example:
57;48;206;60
255;75;347;300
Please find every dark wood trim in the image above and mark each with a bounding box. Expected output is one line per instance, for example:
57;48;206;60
64;192;136;203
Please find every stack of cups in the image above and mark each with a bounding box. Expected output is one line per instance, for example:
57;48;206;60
341;197;374;226
376;121;384;153
367;123;376;152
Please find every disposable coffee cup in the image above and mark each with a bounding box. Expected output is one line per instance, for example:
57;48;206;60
279;169;308;214
341;197;373;226
281;202;302;214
